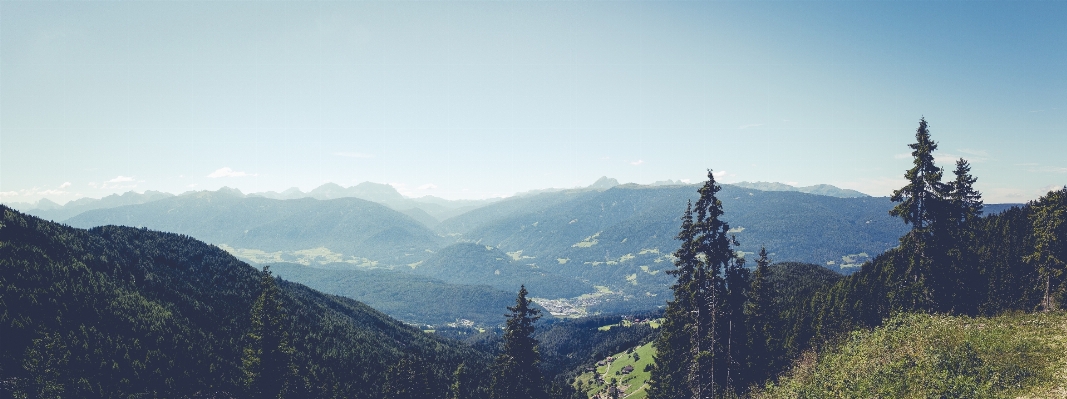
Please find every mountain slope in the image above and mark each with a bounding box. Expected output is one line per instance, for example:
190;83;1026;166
441;184;906;269
757;312;1067;398
414;243;593;299
0;206;488;398
731;181;870;198
64;192;442;266
268;263;521;326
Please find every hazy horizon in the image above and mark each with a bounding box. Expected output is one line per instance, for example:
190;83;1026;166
5;177;887;208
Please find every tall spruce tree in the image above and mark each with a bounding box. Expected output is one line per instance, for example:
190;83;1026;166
890;118;949;311
745;247;773;384
491;285;546;399
691;170;737;398
947;159;984;225
650;170;742;399
242;266;296;399
722;255;749;393
945;159;984;313
648;202;698;399
891;118;948;231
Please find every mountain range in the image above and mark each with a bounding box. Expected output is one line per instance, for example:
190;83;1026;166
54;180;913;322
731;181;870;198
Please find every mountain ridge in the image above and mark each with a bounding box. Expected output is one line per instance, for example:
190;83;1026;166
731;181;870;198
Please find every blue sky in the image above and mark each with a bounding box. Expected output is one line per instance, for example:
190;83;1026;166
2;1;1064;203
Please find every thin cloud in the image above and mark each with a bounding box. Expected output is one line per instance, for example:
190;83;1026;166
738;123;764;130
630;160;645;166
59;182;71;188
418;183;438;190
207;167;256;178
940;148;990;164
1032;166;1067;174
894;152;912;159
958;149;989;157
107;176;134;183
334;152;374;159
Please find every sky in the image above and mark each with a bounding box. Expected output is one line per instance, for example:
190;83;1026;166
1;1;1065;204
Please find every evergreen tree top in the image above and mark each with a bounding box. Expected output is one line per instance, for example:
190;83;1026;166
694;169;736;270
891;118;949;230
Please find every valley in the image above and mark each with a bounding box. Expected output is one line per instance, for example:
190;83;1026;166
50;180;918;327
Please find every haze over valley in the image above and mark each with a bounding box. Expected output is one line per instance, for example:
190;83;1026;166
6;177;1025;327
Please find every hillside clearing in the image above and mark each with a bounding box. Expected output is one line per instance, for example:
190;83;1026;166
755;312;1067;399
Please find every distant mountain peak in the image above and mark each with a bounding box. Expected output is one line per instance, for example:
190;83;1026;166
351;182;406;202
590;176;620;190
308;182;348;200
731;181;870;198
35;198;62;210
216;186;246;197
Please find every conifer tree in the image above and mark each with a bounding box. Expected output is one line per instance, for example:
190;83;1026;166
948;159;984;226
242;266;296;399
722;256;749;393
491;285;546;399
382;353;435;399
648;202;698;399
450;363;468;399
1025;187;1067;311
650;170;740;399
945;159;984;312
691;170;737;398
19;331;69;399
891;118;948;232
745;247;773;383
890;118;949;310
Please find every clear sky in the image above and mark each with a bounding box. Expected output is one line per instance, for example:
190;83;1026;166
2;1;1064;204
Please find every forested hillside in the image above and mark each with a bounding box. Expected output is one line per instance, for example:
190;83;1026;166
269;262;522;326
0;206;489;398
414;243;594;299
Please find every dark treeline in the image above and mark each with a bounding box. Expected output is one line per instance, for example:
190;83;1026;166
646;118;1067;398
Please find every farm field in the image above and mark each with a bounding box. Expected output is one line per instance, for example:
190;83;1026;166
574;341;656;399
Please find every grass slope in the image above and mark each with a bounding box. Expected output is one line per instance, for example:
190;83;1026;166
756;312;1067;399
574;341;656;399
